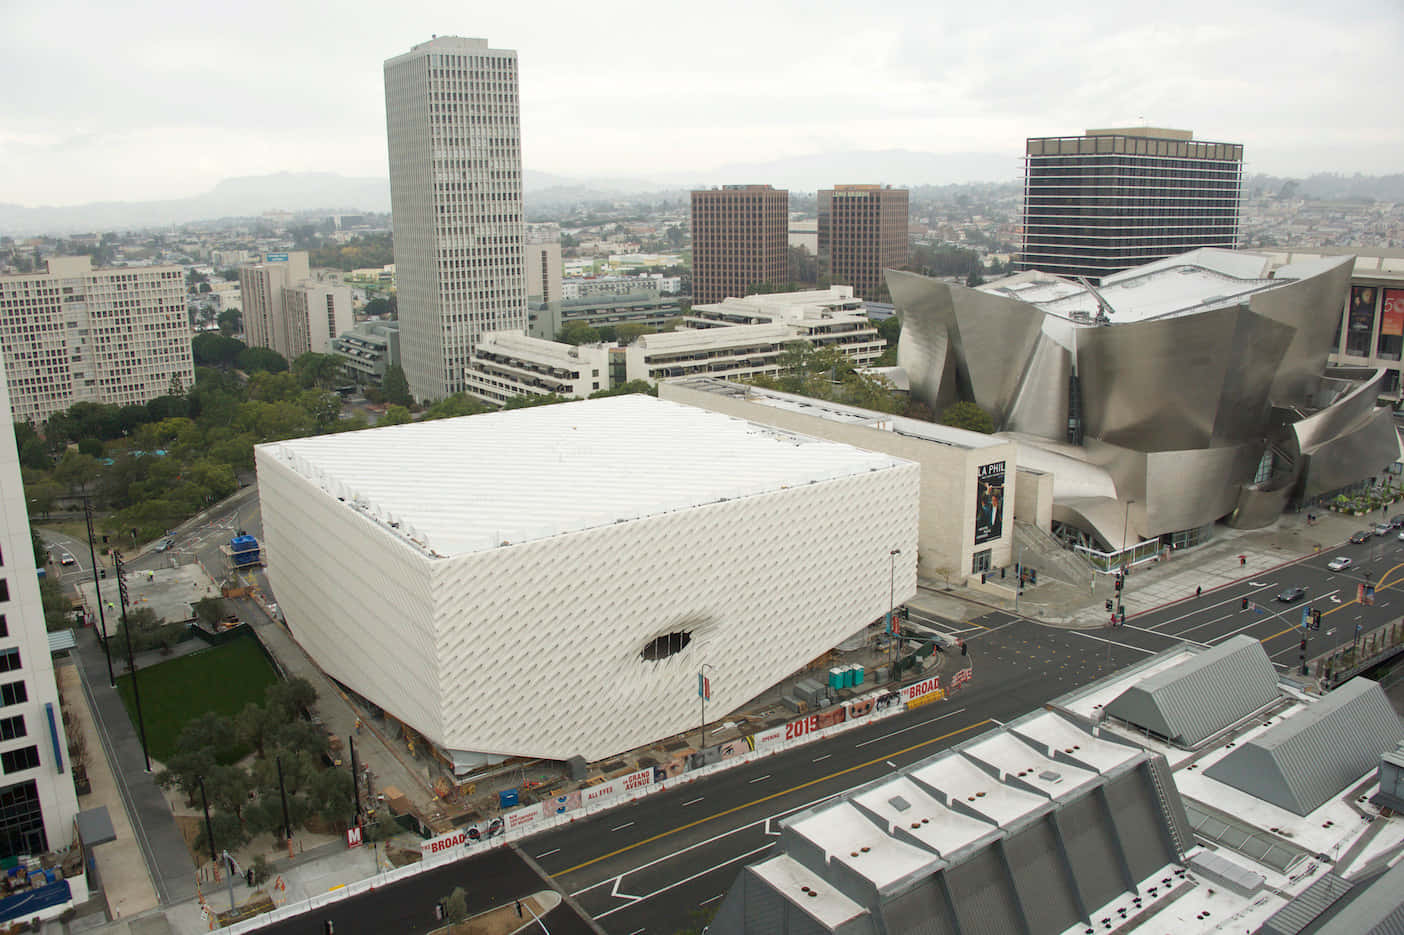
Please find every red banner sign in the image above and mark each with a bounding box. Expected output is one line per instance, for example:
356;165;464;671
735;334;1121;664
1383;289;1404;337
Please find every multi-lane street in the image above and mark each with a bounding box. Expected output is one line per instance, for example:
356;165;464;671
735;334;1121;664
38;491;1404;934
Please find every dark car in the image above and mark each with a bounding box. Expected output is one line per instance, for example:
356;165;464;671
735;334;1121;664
1350;530;1373;544
1276;586;1308;603
1392;515;1404;528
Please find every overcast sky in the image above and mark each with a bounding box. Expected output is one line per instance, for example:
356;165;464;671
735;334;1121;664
2;0;1400;206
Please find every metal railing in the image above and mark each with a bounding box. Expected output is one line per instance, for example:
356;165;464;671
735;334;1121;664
1075;538;1162;574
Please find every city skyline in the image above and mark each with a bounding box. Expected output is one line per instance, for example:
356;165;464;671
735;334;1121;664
3;0;1401;208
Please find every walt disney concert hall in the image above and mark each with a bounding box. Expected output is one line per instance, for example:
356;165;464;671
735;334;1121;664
887;249;1400;552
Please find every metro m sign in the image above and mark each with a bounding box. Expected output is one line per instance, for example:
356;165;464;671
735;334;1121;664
346;824;363;848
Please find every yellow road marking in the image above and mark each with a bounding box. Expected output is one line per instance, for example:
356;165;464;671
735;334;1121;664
552;718;993;878
1261;560;1404;644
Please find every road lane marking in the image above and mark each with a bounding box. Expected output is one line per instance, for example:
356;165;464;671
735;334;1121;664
554;718;993;878
682;797;704;806
700;893;724;905
536;848;560;859
854;708;968;748
1067;632;1154;654
748;774;771;784
1148;584;1278;630
812;754;830;763
886;761;897;767
612;822;635;832
594;843;775;921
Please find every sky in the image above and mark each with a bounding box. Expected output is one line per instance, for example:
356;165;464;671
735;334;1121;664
2;0;1401;207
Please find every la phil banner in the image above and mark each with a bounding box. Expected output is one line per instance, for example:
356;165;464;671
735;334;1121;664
1383;289;1404;338
975;462;1005;545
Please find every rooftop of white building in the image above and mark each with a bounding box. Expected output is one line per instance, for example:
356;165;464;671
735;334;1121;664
257;394;910;559
667;377;1008;451
475;331;611;365
691;286;865;322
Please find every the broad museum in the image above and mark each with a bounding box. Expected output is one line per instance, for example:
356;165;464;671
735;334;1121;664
888;248;1401;557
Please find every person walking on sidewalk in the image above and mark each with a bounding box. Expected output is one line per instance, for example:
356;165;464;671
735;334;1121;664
1196;585;1202;598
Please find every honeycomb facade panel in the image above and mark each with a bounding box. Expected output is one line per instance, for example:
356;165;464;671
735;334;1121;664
256;395;919;763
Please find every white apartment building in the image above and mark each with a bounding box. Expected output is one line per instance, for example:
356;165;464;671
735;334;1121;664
623;287;887;385
238;253;352;360
463;333;610;405
239;252;310;354
525;240;562;306
332;321;401;384
0;356;80;860
385;36;526;402
0;257;193;426
561;276;661;300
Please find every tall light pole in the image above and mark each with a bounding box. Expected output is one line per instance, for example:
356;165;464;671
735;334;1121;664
698;663;714;748
112;550;152;772
1120;498;1135;570
889;548;901;677
81;495;115;686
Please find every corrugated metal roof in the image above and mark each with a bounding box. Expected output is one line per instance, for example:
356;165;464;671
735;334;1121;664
1260;870;1353;935
47;629;76;653
1103;634;1280;746
1204;678;1404;816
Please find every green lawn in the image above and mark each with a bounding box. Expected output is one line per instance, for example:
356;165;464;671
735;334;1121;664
115;632;280;763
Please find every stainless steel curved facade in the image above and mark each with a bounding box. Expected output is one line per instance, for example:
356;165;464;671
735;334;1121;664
889;250;1401;548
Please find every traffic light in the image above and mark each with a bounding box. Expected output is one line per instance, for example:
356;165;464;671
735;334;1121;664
981;572;987;584
900;606;910;621
1242;596;1249;610
1105;599;1114;612
960;641;967;656
1300;638;1308;653
1030;568;1037;585
1311;609;1322;630
1115;577;1123;592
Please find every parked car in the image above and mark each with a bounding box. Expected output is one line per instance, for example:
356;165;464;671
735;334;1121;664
1327;556;1353;572
1375;522;1393;536
1276;586;1308;603
1390;515;1404;528
1350;530;1373;544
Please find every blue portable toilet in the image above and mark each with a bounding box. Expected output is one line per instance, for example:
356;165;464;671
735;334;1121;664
498;787;519;809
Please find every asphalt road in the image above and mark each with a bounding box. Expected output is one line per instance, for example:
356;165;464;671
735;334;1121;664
256;845;595;935
38;489;1404;933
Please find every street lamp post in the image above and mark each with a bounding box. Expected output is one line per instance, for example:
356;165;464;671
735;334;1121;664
1120;498;1135;569
112;550;152;772
889;549;901;678
81;494;116;686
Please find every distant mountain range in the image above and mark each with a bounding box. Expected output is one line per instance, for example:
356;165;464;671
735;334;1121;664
3;158;1401;237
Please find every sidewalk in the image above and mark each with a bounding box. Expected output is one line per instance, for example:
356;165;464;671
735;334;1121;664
918;509;1370;629
71;629;198;907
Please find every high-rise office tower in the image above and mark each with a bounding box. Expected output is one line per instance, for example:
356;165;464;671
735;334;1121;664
1018;127;1243;282
0;257;192;426
691;185;789;305
384;36;526;402
0;355;80;859
818;185;909;301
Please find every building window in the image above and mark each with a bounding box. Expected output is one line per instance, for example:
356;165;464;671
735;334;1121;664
0;651;17;675
0;617;6;639
0;683;25;708
0;717;23;742
971;550;992;574
0;581;7;603
0;748;37;775
0;780;46;859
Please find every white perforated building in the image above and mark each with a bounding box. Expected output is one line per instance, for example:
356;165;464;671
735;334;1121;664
255;395;918;767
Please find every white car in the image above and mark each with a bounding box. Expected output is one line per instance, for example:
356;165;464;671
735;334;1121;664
58;554;76;567
1327;556;1352;572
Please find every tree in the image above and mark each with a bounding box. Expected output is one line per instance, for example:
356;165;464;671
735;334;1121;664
364;296;396;318
503;393;569;410
590;380;656;399
77;437;104;458
939;401;995;434
379;405;412;426
193;596;225;629
53;450;101;495
193;332;245;367
237;346;289;374
216;308;242;337
195;809;248;856
444;887;469;924
380;364;412;407
219;268;239;282
265;677;317;721
419;394;488;421
557;321;601;345
293;353;344;390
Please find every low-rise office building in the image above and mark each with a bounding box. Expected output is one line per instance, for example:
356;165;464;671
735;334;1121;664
256;395;918;767
332;320;400;384
661;378;1016;580
527;293;684;342
463;333;611;405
